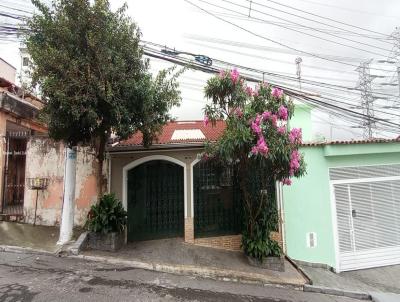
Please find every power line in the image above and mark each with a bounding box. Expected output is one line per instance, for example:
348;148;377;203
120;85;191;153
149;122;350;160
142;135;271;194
214;0;393;54
186;34;365;63
184;0;395;72
144;40;400;101
211;10;389;40
285;0;399;21
143;44;400;132
0;4;33;14
251;0;390;38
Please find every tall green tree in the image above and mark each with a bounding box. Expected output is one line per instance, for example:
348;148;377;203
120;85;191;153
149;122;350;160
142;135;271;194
26;0;181;194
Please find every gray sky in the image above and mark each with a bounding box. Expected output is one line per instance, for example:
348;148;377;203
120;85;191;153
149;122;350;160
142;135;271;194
1;0;400;140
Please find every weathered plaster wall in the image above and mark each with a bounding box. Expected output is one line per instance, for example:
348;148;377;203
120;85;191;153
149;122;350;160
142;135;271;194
24;137;105;227
24;138;65;225
283;143;400;269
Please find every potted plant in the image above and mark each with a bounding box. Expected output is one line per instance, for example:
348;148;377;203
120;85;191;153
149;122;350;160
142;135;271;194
86;193;127;252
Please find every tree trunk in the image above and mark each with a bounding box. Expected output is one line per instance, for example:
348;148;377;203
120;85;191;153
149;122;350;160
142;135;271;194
238;154;254;237
95;135;107;199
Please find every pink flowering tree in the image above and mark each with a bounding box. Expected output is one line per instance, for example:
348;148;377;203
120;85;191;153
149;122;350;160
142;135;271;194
203;69;306;260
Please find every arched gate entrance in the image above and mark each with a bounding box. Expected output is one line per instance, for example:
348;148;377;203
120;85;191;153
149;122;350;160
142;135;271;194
127;160;184;241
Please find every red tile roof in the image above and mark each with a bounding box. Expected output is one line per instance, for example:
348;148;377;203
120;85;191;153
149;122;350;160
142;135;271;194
117;120;226;146
113;120;400;150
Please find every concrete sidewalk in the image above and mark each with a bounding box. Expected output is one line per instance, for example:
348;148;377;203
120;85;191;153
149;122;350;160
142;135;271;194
81;238;308;288
300;264;400;301
0;221;60;253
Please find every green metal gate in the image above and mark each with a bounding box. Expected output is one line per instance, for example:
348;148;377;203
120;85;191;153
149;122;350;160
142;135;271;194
127;160;184;241
193;161;242;238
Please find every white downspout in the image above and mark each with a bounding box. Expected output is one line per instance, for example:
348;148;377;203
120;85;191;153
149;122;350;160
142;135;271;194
57;147;77;245
276;181;286;254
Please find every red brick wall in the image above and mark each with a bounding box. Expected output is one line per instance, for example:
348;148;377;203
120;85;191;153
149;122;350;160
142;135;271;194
184;214;283;252
194;235;242;251
192;231;283;251
184;217;194;243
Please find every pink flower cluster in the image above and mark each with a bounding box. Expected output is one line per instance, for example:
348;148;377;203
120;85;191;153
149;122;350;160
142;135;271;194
282;178;292;186
203;115;209;127
260;111;278;127
245;86;254;96
230;68;239;84
218;69;226;79
251;114;262;135
251;136;269;156
289;150;301;176
271;87;283;99
288;128;302;144
262;111;271;120
233;107;243;118
277;126;286;134
250;114;269;157
278;105;288;121
254;85;259;97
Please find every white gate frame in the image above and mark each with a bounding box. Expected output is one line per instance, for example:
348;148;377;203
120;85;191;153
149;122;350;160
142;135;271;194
122;155;188;218
329;172;400;273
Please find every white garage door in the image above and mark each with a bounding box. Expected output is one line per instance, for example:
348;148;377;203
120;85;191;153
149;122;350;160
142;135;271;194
330;164;400;272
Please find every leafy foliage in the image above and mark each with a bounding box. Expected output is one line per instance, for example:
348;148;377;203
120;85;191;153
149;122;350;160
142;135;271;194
26;0;182;193
86;193;127;234
202;69;306;260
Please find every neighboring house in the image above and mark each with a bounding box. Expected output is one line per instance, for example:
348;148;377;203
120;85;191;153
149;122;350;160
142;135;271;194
283;139;400;272
0;58;17;83
283;104;400;272
0;59;47;219
0;58;100;226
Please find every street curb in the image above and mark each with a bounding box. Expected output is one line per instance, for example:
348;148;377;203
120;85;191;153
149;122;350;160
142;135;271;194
0;244;60;256
68;232;88;255
304;284;372;300
294;262;373;300
69;254;305;290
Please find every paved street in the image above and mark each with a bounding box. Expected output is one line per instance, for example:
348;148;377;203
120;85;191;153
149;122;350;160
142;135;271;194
0;250;362;302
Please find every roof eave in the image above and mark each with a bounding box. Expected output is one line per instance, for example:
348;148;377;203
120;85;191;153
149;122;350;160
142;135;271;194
107;142;206;153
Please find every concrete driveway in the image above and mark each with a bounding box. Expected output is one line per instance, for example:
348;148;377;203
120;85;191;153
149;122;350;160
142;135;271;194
300;264;400;301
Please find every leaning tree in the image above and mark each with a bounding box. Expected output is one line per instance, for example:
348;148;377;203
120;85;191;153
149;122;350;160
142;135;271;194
26;0;182;194
203;69;306;261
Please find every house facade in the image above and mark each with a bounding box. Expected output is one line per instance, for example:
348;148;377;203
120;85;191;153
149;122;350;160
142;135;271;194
108;121;283;250
0;66;47;219
0;59;101;227
283;139;400;272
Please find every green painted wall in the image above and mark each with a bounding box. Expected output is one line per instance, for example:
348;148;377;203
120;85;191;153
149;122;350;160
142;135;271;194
283;143;400;268
290;104;314;142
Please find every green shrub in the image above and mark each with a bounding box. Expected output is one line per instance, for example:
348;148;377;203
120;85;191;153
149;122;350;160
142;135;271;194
86;193;127;234
242;222;281;260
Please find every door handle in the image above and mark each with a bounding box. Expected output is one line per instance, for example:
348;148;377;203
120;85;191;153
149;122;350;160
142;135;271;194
352;209;357;218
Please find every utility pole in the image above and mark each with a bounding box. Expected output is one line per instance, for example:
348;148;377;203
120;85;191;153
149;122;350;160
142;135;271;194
392;27;400;98
356;60;375;139
375;27;400;133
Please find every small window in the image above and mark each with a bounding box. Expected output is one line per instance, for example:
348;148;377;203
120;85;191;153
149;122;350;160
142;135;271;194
22;57;29;67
